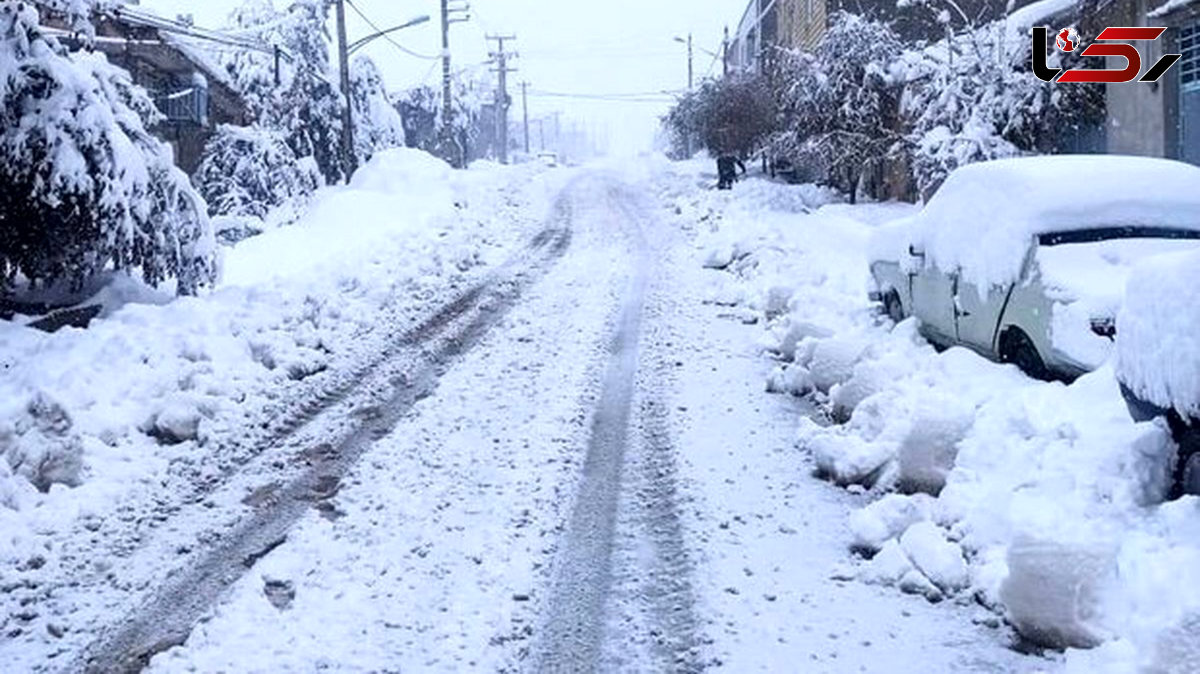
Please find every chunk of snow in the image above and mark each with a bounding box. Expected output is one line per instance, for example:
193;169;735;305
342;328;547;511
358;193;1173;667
808;336;870;393
899;521;969;594
1001;535;1117;648
860;539;917;586
849;493;936;553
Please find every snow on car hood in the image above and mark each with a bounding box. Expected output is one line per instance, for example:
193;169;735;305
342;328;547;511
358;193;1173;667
1118;249;1200;417
897;156;1200;290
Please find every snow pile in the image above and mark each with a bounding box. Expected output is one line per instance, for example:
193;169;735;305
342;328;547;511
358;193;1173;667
0;149;546;563
885;156;1200;290
671;160;1200;669
1117;249;1200;418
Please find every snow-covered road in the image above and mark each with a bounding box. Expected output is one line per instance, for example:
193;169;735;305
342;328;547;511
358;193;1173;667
139;169;1030;673
5;161;1048;672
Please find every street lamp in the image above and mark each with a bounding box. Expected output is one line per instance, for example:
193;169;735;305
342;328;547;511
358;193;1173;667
348;15;431;55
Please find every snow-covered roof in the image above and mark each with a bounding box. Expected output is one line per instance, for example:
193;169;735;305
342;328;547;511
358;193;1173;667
1005;0;1078;31
1150;0;1200;18
910;155;1200;288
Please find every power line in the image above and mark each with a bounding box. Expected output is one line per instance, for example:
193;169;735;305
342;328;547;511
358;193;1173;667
344;0;440;60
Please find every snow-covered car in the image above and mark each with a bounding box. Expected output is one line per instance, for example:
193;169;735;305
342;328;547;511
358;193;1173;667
538;152;559;167
1117;249;1200;494
869;156;1200;380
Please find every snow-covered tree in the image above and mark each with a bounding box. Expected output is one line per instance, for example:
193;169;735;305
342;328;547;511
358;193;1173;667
894;12;1105;198
395;84;439;152
221;0;348;185
771;12;905;202
194;124;321;223
0;2;216;295
350;55;405;163
663;73;775;159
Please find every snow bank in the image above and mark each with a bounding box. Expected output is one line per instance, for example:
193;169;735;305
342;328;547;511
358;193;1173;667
677;159;1200;669
1117;249;1200;418
0;150;545;563
886;156;1200;290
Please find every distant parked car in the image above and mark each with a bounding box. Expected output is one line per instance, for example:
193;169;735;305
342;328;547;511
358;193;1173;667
537;152;559;167
1116;249;1200;495
869;156;1200;380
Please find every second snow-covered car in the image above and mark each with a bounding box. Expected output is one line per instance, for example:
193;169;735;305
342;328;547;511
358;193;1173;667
1117;249;1200;495
869;155;1200;380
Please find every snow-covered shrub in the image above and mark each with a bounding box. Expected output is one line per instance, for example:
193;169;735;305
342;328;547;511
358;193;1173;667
0;393;83;493
351;55;406;164
0;2;217;294
195;124;321;229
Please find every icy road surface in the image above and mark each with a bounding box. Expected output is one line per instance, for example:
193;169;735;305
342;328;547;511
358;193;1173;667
135;170;1033;673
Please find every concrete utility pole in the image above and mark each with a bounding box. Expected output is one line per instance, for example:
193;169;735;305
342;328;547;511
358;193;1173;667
334;0;355;180
520;81;530;155
439;0;470;166
674;33;695;156
487;34;517;164
723;25;730;77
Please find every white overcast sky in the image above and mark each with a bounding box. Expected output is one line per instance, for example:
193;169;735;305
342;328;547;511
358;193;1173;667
141;0;741;155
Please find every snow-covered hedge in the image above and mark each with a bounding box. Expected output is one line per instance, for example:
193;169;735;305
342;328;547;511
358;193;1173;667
0;1;216;294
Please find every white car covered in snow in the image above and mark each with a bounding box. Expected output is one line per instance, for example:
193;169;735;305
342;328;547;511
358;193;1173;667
1118;249;1200;494
869;156;1200;380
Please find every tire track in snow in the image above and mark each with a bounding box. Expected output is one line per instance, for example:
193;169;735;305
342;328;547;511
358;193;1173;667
532;179;703;672
72;220;573;674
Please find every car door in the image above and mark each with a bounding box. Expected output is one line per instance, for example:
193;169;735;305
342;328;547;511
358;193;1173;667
953;274;1013;356
907;246;958;345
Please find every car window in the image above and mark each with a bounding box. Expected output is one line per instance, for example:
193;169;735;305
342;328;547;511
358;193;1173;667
1035;237;1200;304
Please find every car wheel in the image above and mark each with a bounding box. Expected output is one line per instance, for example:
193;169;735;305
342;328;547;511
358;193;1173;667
883;290;905;324
1001;328;1051;381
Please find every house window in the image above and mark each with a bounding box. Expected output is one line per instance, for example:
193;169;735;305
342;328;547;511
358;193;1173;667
1182;23;1200;90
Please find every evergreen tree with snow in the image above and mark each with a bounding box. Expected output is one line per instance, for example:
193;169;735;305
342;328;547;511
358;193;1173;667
221;0;348;185
0;2;216;296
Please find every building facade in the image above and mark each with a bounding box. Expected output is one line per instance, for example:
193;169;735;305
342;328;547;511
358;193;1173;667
39;6;249;175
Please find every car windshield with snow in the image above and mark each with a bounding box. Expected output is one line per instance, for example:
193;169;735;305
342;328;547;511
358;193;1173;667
869;156;1200;380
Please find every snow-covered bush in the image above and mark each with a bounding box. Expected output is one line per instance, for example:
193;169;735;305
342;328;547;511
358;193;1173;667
351;55;405;164
195;123;321;229
0;1;217;295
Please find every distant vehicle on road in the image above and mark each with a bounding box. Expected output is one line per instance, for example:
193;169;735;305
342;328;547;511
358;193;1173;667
869;156;1200;380
537;152;559;167
1117;249;1200;495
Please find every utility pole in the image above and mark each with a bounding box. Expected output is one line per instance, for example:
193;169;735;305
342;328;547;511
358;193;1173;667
687;33;694;91
520;81;530;155
487;34;517;164
439;0;470;166
723;26;730;77
334;0;355;180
